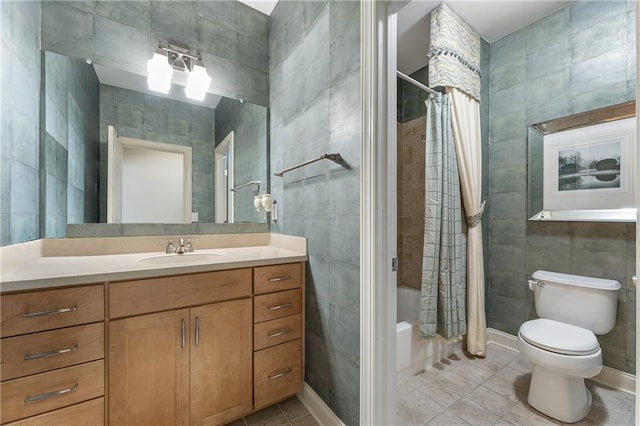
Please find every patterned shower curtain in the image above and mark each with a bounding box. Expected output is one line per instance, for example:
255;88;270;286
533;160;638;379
419;92;467;340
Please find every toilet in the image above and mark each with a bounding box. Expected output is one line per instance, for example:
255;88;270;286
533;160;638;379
517;270;620;423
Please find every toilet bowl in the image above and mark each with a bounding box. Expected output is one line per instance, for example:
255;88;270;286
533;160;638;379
518;319;602;423
518;271;620;423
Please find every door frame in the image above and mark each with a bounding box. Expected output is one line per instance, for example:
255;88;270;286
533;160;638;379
360;2;398;425
214;131;234;223
107;125;192;223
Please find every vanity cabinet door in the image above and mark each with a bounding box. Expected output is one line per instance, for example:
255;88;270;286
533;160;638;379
190;299;252;426
109;309;190;426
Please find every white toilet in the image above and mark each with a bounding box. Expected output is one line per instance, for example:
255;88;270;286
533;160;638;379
517;270;620;423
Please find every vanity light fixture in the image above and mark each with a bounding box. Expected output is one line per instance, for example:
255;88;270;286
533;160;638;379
147;51;173;94
146;43;211;101
185;61;212;101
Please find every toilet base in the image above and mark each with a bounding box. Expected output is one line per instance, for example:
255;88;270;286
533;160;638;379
528;365;592;423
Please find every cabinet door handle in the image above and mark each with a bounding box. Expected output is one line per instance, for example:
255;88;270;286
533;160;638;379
268;303;292;311
195;317;200;348
24;345;78;360
268;368;292;380
24;384;78;404
268;276;293;283
23;305;78;318
268;328;293;338
181;319;186;349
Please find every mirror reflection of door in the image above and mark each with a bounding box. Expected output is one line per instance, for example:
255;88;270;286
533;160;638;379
215;131;234;223
107;125;192;223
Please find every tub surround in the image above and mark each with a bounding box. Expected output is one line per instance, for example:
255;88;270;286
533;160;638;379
0;233;307;292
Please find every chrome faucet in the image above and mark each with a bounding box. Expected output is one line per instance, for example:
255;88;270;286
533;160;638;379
165;240;176;254
176;238;194;255
176;238;186;254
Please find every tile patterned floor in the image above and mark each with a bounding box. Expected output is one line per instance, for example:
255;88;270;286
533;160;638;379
226;396;318;426
397;343;636;426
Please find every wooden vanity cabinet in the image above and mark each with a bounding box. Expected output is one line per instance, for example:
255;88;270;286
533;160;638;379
252;263;304;410
0;285;105;425
108;269;253;426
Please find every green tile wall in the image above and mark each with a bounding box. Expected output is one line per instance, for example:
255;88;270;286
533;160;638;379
488;0;636;373
1;1;41;246
40;0;270;106
98;85;216;223
269;1;360;424
43;51;100;237
215;97;268;223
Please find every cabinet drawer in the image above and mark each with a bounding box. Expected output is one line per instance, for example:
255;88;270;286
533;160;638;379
1;286;104;338
5;397;104;426
109;268;252;318
254;314;302;351
253;289;302;323
1;322;104;381
254;340;302;410
254;263;302;295
1;360;104;424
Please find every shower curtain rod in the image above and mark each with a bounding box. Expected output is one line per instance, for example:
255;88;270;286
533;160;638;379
397;70;437;94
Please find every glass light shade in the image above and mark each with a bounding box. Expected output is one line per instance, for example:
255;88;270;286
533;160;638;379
147;53;172;94
261;194;273;211
254;195;263;212
185;64;211;101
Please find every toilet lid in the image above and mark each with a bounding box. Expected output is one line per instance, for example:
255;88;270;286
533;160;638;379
519;318;599;356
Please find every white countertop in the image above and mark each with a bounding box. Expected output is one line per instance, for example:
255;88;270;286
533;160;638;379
0;234;307;293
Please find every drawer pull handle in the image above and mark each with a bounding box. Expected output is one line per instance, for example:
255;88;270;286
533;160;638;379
268;368;292;380
268;328;293;338
24;384;78;404
268;276;293;282
23;305;78;318
268;303;292;311
195;317;200;348
181;319;186;349
24;345;78;360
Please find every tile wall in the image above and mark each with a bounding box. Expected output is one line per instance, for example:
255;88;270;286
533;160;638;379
98;85;216;223
1;1;41;246
215;97;268;223
269;1;361;424
397;115;426;289
43;51;100;237
40;0;269;106
488;0;636;373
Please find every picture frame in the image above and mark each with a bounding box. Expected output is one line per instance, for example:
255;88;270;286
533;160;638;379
543;117;636;212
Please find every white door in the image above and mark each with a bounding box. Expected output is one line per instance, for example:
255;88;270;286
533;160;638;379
107;126;192;223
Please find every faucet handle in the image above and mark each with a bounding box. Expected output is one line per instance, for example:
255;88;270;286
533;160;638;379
165;240;176;254
185;239;194;253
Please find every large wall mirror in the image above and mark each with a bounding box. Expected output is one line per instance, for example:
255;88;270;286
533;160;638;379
41;49;268;236
528;101;636;222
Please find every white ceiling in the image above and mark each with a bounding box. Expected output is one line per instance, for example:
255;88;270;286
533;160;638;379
397;0;571;75
239;0;278;16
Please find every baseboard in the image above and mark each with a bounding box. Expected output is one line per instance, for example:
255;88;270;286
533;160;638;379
486;328;636;395
297;382;345;426
486;328;519;351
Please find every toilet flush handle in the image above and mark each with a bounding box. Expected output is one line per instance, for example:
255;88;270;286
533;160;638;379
528;279;544;291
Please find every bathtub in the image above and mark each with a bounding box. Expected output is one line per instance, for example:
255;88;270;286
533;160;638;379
396;286;463;383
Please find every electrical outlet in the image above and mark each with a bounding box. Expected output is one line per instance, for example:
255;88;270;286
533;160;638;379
191;212;198;222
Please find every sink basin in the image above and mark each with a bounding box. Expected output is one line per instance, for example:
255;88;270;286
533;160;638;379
139;252;221;265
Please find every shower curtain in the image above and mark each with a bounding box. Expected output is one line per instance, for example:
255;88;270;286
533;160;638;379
420;2;486;355
419;92;467;340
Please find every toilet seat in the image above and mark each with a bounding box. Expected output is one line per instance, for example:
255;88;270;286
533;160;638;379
519;318;599;356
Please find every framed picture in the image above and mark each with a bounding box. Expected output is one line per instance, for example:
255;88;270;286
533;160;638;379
543;117;636;211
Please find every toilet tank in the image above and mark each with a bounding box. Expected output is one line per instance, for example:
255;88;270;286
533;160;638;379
531;270;620;335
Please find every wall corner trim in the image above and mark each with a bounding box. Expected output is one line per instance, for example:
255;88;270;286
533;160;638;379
486;328;636;395
297;382;345;426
